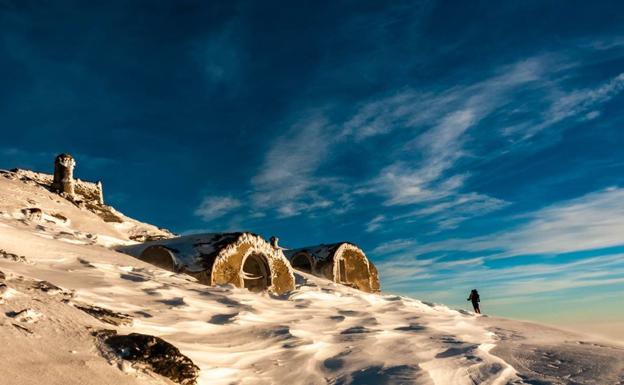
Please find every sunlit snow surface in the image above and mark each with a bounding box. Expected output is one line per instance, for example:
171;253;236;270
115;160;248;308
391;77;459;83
0;221;516;385
1;174;623;385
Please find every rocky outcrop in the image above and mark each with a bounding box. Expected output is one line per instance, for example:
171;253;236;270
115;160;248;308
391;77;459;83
1;165;173;242
0;249;30;264
21;207;42;222
104;332;200;385
74;304;133;326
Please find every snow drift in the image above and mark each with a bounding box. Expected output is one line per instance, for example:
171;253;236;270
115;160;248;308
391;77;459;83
1;168;623;385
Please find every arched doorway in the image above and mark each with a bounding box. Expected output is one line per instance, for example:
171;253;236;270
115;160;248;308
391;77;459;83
337;257;347;283
291;253;313;273
242;253;271;292
139;246;177;272
339;249;372;292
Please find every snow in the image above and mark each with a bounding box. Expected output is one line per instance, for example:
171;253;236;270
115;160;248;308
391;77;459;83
284;243;345;262
1;174;623;385
0;169;171;246
0;221;519;385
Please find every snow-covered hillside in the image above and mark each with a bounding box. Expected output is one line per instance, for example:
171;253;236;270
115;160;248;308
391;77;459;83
0;173;622;385
0;168;172;245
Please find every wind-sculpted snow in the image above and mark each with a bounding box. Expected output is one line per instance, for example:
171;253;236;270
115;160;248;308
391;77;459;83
0;221;518;385
1;175;622;385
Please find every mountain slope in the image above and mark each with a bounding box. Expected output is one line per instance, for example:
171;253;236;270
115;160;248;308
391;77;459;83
0;173;622;385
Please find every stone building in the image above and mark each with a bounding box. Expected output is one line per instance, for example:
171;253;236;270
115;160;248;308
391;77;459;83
284;243;380;293
52;153;76;198
49;153;104;205
118;232;296;294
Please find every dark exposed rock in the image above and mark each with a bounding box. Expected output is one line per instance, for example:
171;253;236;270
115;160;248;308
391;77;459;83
395;324;427;332
34;280;62;292
21;207;42;222
84;202;123;223
6;308;42;323
340;326;371;334
0;270;5;280
74;304;133;326
91;329;118;339
33;280;73;300
12;323;33;334
50;212;69;223
0;249;29;264
105;333;199;385
129;234;171;243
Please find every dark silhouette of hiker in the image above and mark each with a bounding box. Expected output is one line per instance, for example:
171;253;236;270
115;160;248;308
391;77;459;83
467;289;481;314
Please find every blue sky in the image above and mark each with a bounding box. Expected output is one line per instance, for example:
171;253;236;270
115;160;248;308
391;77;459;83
1;1;623;336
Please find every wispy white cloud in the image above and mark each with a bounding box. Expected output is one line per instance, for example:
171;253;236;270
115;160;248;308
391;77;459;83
351;60;545;229
404;192;506;218
371;238;418;255
376;186;624;264
352;58;623;231
379;244;624;309
372;186;624;311
250;113;349;217
361;59;546;204
399;192;509;231
494;186;624;256
503;72;624;138
194;195;242;222
223;50;623;226
341;57;545;143
365;214;385;232
547;73;624;122
577;35;624;51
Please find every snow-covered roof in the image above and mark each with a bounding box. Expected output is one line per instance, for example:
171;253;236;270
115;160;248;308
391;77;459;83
283;242;358;263
119;232;252;271
118;232;296;294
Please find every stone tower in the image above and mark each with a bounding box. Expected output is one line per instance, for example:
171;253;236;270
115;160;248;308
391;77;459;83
52;153;76;198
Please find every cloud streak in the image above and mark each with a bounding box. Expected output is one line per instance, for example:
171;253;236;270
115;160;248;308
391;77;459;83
375;186;624;308
194;196;242;222
250;113;346;217
414;186;624;258
195;41;624;240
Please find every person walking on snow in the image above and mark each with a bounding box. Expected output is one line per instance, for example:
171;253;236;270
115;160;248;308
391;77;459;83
467;289;481;314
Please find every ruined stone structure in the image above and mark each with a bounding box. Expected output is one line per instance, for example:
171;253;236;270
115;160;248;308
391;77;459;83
118;232;295;294
52;153;76;198
284;243;380;293
48;153;104;205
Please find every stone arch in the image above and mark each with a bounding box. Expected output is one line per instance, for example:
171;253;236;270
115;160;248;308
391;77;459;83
241;253;271;292
120;233;295;295
284;242;381;293
208;233;295;294
139;246;177;272
333;244;372;292
290;252;313;273
333;243;380;293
